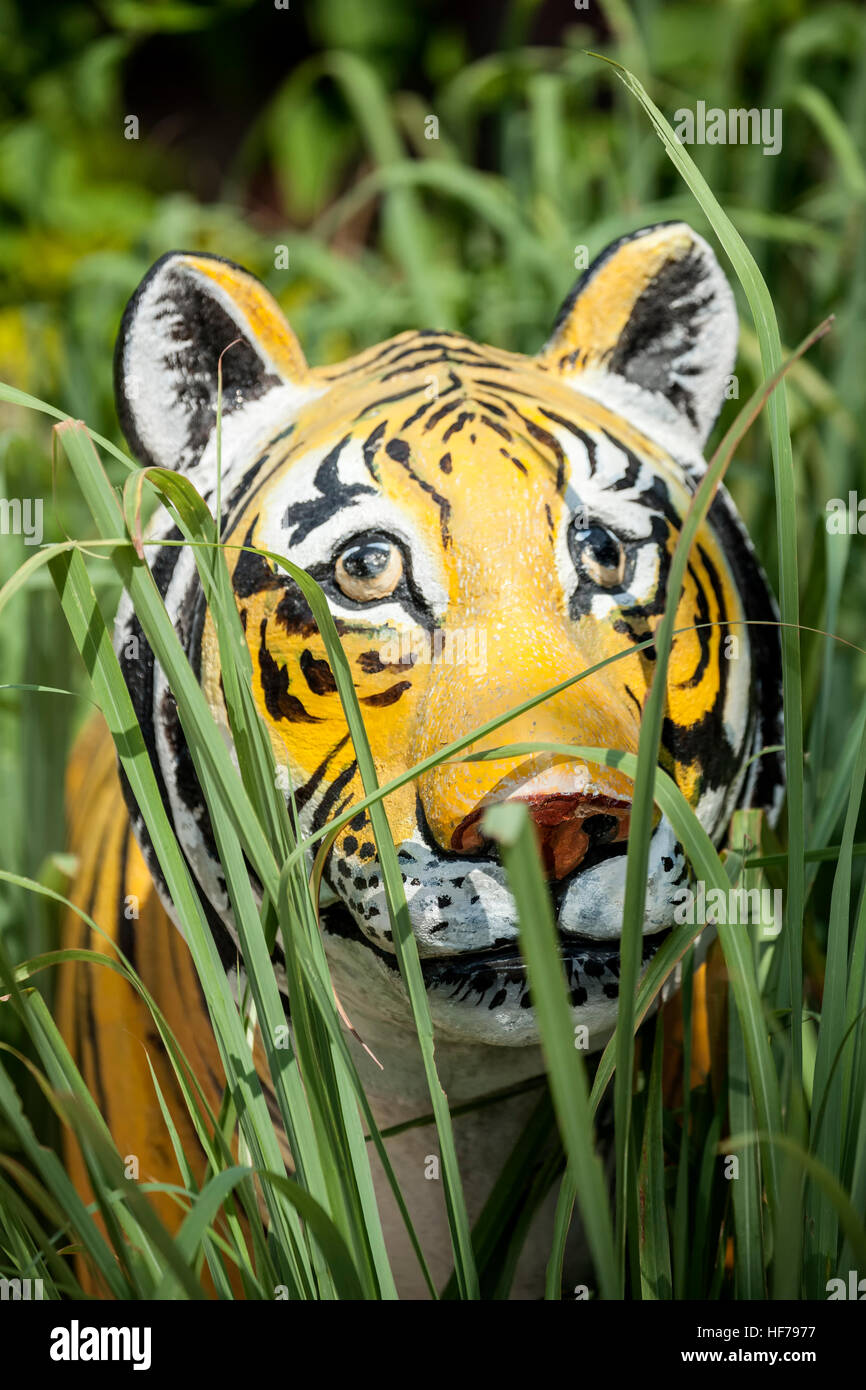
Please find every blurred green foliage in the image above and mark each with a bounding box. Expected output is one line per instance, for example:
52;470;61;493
0;1;861;431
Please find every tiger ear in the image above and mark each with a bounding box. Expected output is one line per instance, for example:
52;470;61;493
114;252;314;475
537;223;738;447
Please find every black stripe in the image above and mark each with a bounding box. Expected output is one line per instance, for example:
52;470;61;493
361;680;412;707
441;410;475;442
481;415;512;441
539;408;598;474
674;562;713;691
283;435;375;546
293;733;351;815
116;827;136;969
311;759;359;833
300;649;337;695
500;406;567;491
362;421;387;481
423;398;465;431
352;383;421;416
385;440;452;547
258;619;320;723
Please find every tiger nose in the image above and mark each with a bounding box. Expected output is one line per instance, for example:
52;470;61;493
451;793;631;881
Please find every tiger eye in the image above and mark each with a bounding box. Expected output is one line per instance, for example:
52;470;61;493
334;537;403;602
569;524;626;588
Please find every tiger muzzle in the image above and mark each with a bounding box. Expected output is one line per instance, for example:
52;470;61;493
451;792;631;881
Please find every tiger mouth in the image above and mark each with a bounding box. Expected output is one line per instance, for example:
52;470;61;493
419;926;671;1001
323;894;670;1007
451;794;632;881
324;830;674;1010
420;838;668;1004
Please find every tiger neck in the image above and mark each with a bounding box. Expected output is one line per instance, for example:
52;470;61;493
337;1003;573;1298
343;995;547;1123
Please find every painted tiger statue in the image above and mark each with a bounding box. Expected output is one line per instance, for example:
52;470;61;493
59;222;784;1297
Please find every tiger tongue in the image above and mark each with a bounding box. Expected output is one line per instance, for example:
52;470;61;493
452;792;631;880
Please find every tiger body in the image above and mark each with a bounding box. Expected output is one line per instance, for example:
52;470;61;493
60;223;783;1296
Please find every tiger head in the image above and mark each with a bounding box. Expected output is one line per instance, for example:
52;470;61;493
114;223;783;1052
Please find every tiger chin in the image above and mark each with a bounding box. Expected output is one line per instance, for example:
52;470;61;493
109;221;783;1066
